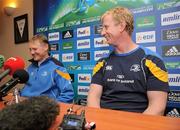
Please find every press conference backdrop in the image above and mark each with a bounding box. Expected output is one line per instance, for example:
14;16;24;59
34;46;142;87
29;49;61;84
33;0;180;117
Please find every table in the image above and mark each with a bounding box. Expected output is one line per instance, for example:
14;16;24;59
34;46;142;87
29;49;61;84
49;103;180;130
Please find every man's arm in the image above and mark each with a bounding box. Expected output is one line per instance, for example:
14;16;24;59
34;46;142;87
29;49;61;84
87;83;103;108
143;91;168;115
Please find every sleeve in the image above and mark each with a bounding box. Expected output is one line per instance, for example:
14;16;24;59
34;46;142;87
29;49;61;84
54;67;74;103
145;56;169;92
91;59;106;86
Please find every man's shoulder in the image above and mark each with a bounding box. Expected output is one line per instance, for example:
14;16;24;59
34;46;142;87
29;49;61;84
49;57;64;67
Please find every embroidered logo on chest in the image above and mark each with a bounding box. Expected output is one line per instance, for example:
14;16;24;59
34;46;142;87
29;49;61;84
130;64;140;72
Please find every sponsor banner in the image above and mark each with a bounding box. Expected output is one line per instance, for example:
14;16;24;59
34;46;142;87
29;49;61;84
62;30;73;39
162;45;180;57
130;5;153;14
48;32;59;41
67;65;81;71
165;62;180;69
62;53;74;62
136;31;156;43
77;52;90;61
65;20;80;27
168;91;180;103
83;65;94;70
51;54;59;60
62;42;73;50
77;26;90;37
77;39;90;49
168;74;180;86
49;23;64;31
162;27;180;41
94;50;110;61
78;73;91;83
94;24;102;35
161;11;180;26
78;86;90;96
94;37;109;48
157;0;180;10
145;46;156;52
165;107;180;118
81;16;100;24
36;26;48;33
49;44;59;51
70;73;74;83
136;16;155;28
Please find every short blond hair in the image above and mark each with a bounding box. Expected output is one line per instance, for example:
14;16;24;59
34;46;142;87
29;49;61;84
101;6;134;36
30;34;49;45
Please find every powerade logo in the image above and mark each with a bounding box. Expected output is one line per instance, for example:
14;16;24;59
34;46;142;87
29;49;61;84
168;74;180;86
165;62;180;69
162;45;180;57
161;11;180;26
62;42;73;50
94;24;102;35
62;30;73;39
94;50;109;61
136;31;156;43
77;39;90;49
136;16;155;28
78;86;89;96
62;53;74;62
94;37;109;48
162;28;180;41
168;91;180;103
157;1;180;10
48;32;59;41
130;5;153;14
67;65;81;71
78;74;91;83
77;52;90;61
77;26;90;37
49;44;59;51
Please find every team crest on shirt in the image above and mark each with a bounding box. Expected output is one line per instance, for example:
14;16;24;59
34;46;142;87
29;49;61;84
41;71;48;76
105;65;113;71
130;64;140;72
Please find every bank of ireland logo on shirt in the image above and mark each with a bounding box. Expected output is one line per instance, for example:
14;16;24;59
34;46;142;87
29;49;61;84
130;64;140;72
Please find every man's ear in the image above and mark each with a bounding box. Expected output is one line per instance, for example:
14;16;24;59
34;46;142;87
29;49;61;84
119;21;126;33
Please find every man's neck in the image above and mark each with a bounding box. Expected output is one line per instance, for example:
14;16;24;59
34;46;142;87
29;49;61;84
38;55;50;66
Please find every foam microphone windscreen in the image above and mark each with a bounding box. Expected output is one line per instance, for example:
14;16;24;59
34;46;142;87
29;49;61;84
13;69;29;83
3;57;25;75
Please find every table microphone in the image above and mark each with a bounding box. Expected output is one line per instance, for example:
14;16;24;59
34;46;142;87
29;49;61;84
0;69;29;98
0;57;25;81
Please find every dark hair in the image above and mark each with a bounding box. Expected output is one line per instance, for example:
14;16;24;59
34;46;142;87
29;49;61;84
0;96;59;130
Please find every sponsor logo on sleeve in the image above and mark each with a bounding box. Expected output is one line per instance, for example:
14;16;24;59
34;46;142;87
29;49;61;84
162;45;180;57
77;26;90;37
168;74;180;86
162;27;180;41
48;32;59;41
94;50;109;61
136;31;156;43
78;86;90;96
77;52;90;61
77;39;90;49
161;11;180;26
78;74;91;83
94;37;109;48
62;30;73;39
62;53;74;62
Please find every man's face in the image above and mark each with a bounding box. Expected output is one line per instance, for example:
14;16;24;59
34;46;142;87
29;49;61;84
101;14;122;45
28;40;48;62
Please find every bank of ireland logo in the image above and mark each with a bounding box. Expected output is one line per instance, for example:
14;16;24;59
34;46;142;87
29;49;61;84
130;64;140;72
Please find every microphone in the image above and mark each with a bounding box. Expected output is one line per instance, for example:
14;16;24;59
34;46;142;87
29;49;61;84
0;55;5;69
0;57;25;81
0;69;29;98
